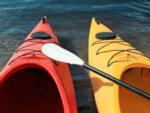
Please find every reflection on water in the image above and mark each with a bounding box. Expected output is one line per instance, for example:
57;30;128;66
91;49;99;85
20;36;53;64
0;0;149;112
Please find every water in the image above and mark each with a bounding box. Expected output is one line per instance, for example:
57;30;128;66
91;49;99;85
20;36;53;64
0;0;150;112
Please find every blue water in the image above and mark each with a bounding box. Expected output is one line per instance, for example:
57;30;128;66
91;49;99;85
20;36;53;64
0;0;150;112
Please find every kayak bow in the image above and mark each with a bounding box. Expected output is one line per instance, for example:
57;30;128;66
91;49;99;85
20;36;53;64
0;16;77;113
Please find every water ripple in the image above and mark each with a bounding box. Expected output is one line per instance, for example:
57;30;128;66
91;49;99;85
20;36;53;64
124;1;150;14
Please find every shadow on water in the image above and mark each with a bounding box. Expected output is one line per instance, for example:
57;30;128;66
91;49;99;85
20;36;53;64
59;35;98;113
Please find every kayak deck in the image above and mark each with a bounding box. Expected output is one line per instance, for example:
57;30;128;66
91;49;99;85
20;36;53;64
88;18;150;113
0;67;63;113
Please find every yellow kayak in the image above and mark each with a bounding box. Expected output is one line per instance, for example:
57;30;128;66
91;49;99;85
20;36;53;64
88;18;150;113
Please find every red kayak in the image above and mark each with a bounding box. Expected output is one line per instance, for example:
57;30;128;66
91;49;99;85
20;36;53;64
0;16;77;113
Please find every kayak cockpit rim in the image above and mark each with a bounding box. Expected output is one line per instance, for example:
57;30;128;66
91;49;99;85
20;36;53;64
122;63;150;75
118;63;150;113
1;63;51;85
0;63;65;113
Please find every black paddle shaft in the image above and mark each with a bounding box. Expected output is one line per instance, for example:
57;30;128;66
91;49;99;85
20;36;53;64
83;64;150;100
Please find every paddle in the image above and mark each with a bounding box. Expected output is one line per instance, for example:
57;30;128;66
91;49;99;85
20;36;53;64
42;43;150;100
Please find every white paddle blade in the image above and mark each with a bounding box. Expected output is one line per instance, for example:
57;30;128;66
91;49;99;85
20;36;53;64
42;43;84;66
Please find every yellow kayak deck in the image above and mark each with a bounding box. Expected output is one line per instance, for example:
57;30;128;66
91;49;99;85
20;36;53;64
88;18;150;113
